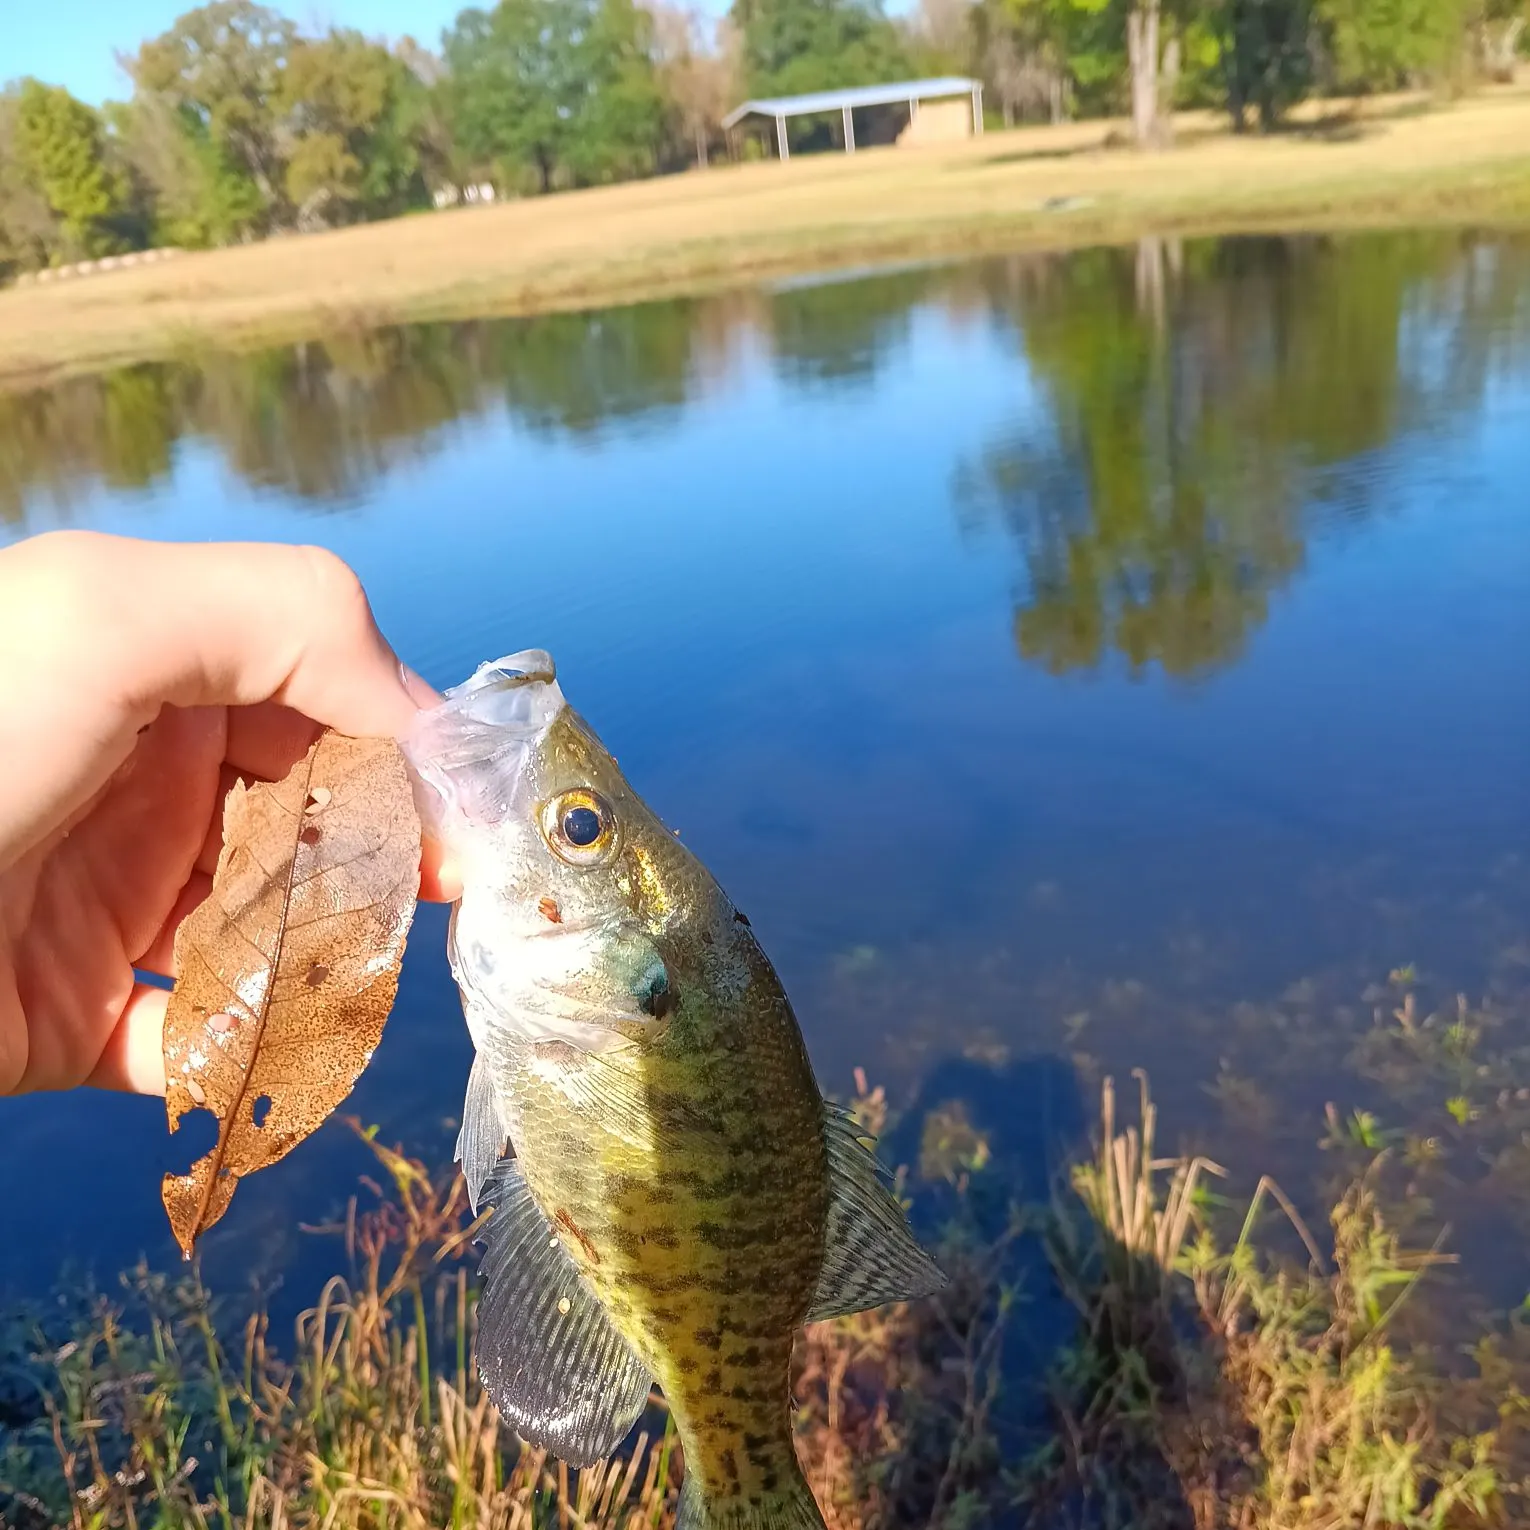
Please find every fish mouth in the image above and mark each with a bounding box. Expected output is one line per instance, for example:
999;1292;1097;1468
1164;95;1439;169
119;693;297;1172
477;650;557;692
402;649;568;828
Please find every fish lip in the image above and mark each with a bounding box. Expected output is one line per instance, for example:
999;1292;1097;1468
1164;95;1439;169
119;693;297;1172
472;651;557;692
401;649;568;819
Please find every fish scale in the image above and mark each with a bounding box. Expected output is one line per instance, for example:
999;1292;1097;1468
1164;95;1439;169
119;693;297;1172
404;650;945;1530
520;995;825;1497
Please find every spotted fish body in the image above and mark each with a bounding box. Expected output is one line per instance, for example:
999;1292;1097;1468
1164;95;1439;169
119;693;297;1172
404;653;944;1530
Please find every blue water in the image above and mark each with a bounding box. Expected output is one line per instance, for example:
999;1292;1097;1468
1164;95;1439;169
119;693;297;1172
2;232;1528;1318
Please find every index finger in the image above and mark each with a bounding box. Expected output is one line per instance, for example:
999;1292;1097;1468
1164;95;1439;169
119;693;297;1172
0;533;455;892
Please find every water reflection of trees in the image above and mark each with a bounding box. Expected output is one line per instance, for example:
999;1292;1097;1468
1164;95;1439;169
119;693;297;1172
957;232;1530;681
3;234;1526;538
0;269;947;521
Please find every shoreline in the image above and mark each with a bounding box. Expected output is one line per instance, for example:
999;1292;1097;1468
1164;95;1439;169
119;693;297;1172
2;89;1528;389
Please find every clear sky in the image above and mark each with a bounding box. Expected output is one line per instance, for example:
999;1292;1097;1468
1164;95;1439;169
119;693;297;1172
2;0;476;104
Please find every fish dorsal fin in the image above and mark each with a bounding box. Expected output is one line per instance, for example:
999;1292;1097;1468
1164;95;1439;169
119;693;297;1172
476;1157;654;1466
456;1051;508;1215
807;1106;946;1324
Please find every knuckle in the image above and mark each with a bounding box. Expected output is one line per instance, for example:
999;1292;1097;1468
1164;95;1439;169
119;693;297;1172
297;544;372;630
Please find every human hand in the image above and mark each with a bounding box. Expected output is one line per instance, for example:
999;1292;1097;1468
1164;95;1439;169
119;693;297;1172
0;531;457;1097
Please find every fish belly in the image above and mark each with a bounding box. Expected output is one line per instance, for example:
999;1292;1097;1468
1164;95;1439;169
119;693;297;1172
509;1018;828;1502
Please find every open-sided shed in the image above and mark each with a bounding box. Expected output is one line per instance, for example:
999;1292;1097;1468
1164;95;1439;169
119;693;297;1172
723;77;984;160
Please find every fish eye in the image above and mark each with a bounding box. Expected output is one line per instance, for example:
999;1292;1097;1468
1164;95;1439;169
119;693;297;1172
542;788;618;866
562;805;602;847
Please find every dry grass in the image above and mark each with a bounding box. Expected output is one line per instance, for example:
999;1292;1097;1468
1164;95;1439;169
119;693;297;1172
3;84;1530;385
0;1103;1009;1530
6;1072;1530;1529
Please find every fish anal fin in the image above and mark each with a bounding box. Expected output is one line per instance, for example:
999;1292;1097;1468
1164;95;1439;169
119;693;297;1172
807;1106;946;1324
476;1158;653;1466
456;1051;508;1215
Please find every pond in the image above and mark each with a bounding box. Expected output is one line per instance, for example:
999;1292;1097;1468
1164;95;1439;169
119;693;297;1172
2;230;1528;1344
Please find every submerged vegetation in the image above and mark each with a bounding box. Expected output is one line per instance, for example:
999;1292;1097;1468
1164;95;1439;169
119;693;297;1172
5;1064;1530;1528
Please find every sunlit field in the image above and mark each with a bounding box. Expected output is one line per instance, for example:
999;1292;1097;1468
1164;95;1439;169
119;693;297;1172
3;84;1528;385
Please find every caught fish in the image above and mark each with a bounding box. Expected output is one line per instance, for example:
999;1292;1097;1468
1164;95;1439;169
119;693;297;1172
403;651;944;1530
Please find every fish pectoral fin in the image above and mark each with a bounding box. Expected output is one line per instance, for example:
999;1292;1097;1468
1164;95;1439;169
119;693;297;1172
456;1051;509;1215
806;1105;947;1324
476;1157;653;1467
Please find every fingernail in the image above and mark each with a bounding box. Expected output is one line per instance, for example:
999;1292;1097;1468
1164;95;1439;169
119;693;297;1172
399;661;443;710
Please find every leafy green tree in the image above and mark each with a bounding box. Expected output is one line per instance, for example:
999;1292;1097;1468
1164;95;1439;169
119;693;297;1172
728;0;913;96
1312;0;1470;93
112;91;264;248
1213;0;1313;128
6;80;134;261
129;0;296;235
444;0;666;193
278;30;430;225
0;89;65;276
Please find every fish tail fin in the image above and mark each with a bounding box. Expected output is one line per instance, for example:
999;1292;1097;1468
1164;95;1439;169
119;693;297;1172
675;1464;826;1530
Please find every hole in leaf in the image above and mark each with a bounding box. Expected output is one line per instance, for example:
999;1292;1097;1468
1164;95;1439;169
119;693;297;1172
305;963;329;987
304;787;331;814
253;1095;273;1129
300;824;322;846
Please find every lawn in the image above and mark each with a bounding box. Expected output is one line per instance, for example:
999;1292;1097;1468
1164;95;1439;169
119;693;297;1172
3;84;1530;385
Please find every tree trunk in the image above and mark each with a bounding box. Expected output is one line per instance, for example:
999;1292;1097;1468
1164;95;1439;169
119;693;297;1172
1158;35;1180;146
1003;98;1015;128
694;122;708;168
1126;0;1161;147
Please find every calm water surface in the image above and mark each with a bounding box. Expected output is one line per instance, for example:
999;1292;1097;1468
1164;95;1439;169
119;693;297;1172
3;231;1528;1328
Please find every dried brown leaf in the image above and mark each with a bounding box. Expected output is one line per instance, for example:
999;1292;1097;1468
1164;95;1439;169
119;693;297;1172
161;732;421;1257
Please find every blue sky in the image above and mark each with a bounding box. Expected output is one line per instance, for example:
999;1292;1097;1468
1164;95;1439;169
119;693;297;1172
2;0;475;104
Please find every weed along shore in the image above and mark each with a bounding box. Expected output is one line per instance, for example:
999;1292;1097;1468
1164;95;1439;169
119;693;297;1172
2;87;1530;387
4;1069;1529;1528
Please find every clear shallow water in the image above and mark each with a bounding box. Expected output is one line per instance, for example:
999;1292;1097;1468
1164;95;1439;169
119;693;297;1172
2;231;1528;1326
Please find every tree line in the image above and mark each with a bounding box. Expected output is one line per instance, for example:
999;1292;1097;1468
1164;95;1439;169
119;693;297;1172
2;0;1527;278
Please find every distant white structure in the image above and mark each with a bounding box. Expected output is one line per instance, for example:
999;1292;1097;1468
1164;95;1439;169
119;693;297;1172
724;77;983;161
433;182;498;208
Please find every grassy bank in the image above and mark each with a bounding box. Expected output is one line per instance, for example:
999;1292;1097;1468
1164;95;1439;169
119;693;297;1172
2;86;1530;387
4;1073;1527;1529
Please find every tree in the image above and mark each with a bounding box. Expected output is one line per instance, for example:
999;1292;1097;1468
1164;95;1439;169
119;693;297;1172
6;80;134;261
1126;0;1181;144
906;0;978;74
648;4;740;167
112;90;265;248
971;0;1083;123
1214;0;1313;129
728;0;913;96
0;92;60;278
1311;0;1471;94
129;0;296;234
443;0;666;193
277;30;429;226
